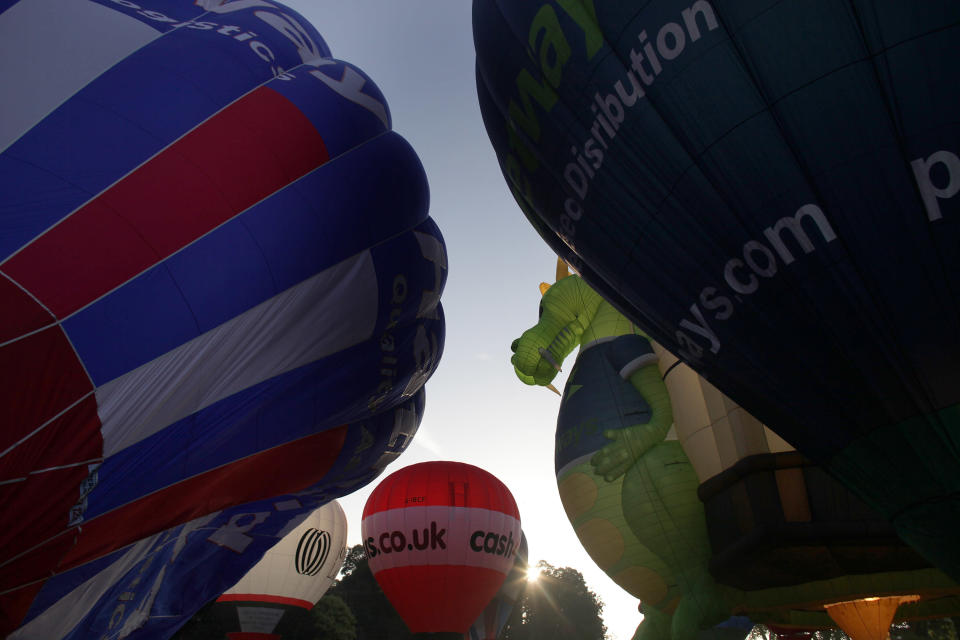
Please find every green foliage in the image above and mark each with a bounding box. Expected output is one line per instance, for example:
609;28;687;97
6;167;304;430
308;595;357;640
327;544;412;640
314;548;609;640
747;618;960;640
504;561;607;640
891;618;959;640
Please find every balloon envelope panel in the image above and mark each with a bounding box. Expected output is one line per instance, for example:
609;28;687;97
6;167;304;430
474;0;960;577
0;0;446;631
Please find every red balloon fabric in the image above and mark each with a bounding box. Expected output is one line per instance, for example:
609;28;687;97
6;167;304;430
361;461;521;635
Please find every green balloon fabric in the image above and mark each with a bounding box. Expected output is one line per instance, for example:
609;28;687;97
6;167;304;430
512;275;731;640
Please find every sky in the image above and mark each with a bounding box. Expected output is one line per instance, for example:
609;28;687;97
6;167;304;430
285;2;645;638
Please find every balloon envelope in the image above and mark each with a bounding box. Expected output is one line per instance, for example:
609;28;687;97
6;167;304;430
213;501;348;639
474;0;960;577
362;461;522;635
1;0;446;631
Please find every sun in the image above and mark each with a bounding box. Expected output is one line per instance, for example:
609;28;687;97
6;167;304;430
525;567;541;583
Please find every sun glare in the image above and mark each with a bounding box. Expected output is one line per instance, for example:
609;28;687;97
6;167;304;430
526;567;541;583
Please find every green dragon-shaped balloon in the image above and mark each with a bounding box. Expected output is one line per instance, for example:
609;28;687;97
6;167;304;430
511;273;732;640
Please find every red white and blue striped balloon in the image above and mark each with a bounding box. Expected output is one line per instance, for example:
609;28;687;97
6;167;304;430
0;0;446;632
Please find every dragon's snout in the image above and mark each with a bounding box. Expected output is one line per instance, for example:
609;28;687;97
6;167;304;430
510;338;519;353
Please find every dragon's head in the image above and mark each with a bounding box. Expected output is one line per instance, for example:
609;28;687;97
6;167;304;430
510;269;603;387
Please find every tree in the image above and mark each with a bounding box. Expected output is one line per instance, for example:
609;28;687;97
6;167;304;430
504;561;607;640
891;618;959;640
170;600;220;640
308;594;357;640
327;545;412;640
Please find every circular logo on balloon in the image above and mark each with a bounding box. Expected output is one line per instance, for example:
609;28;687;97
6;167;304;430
294;528;331;576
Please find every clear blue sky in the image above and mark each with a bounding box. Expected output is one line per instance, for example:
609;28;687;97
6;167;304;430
285;2;644;638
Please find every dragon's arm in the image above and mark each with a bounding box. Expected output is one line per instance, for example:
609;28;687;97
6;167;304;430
591;354;674;481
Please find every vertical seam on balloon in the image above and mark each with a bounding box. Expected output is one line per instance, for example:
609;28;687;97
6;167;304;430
708;1;934;412
846;1;960;416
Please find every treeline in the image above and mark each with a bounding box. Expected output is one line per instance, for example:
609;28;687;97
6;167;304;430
173;545;607;640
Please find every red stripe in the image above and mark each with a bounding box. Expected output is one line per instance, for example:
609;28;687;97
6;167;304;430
0;327;96;456
0;396;101;564
4;86;329;318
363;462;520;518
376;565;507;634
0;579;45;638
216;594;313;610
0;425;347;598
0;274;54;343
60;425;347;571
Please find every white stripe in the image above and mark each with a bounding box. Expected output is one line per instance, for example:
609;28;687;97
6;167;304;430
619;353;659;379
556;453;594;479
97;252;378;457
8;533;160;640
579;335;616;353
0;0;161;153
362;506;521;574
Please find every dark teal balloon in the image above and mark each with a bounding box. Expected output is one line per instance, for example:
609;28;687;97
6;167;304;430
474;0;960;579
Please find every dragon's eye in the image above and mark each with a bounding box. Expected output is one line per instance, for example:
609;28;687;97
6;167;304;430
538;303;544;318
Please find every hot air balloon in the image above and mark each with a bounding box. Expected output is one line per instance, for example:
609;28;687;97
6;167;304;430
362;461;522;639
211;501;348;640
0;0;446;633
10;391;427;640
475;0;960;580
466;532;528;640
511;266;960;640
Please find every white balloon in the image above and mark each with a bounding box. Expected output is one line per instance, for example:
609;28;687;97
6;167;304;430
223;501;348;607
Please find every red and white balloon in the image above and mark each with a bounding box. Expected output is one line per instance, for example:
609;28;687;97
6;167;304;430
362;461;521;636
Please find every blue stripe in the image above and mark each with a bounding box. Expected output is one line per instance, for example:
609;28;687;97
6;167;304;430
83;315;441;518
82;221;444;517
64;131;429;385
0;0;331;262
270;59;391;156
